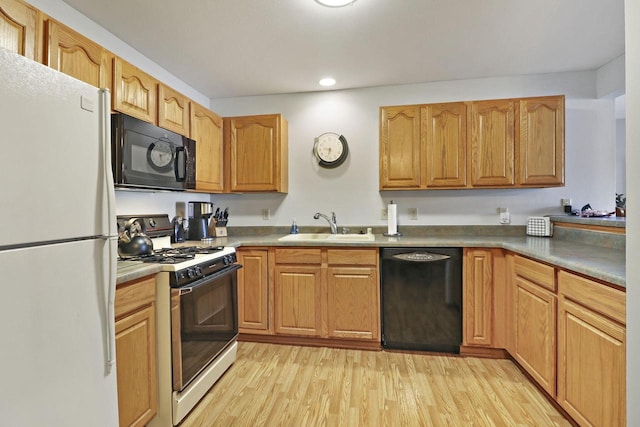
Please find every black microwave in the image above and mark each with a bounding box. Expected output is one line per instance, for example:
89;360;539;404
111;113;196;191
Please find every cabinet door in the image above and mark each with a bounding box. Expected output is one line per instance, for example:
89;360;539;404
158;83;190;136
557;272;626;427
113;57;158;124
44;19;109;89
274;265;322;336
327;266;379;340
191;102;224;192
423;102;467;188
518;96;565;186
469;99;515;186
225;114;287;192
379;105;421;189
513;276;557;397
237;248;271;334
463;248;493;346
115;277;157;427
0;0;40;61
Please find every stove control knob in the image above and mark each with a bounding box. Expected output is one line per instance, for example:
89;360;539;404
187;268;196;278
194;266;203;276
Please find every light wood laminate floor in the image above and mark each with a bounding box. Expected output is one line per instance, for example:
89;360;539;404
181;342;571;427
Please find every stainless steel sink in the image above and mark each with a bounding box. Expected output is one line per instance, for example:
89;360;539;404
278;233;375;242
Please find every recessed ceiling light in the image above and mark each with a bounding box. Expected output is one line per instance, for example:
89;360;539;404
319;77;336;87
315;0;357;8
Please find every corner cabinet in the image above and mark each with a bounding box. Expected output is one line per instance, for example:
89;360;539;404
191;102;224;192
0;0;41;62
380;95;564;190
513;255;557;397
43;18;110;89
224;114;288;193
115;276;158;427
557;271;626;427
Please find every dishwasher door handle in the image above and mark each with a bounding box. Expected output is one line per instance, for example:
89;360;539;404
391;252;451;262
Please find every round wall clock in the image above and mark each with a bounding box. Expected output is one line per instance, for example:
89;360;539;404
147;138;174;172
313;132;349;168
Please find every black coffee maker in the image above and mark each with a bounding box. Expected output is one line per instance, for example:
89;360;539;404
187;202;214;240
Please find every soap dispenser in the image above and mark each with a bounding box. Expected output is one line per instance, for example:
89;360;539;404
290;219;299;234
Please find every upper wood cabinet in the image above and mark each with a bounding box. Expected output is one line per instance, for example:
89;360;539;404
380;105;422;189
518;96;565;186
380;95;564;190
190;101;224;193
423;102;467;187
113;57;158;124
224;114;288;193
44;19;110;89
468;99;515;187
158;83;190;137
0;0;40;61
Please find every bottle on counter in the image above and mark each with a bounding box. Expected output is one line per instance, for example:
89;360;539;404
290;219;299;234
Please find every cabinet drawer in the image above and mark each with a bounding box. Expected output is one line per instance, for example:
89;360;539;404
115;276;155;318
514;255;555;291
558;271;625;325
274;248;322;264
327;249;377;266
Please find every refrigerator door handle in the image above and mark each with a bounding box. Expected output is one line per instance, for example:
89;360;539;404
100;88;117;374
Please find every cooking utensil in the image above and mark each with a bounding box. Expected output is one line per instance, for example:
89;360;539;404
118;218;154;257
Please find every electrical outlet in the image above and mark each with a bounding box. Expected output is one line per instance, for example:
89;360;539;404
262;208;270;220
498;207;510;224
409;207;418;220
381;209;388;220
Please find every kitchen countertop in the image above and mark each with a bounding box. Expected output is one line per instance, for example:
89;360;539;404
549;215;626;228
117;233;625;289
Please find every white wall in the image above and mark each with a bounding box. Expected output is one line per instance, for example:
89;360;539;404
625;0;639;424
616;119;627;195
28;0;209;106
207;73;616;227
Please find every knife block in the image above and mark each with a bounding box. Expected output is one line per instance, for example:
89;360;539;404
209;219;228;237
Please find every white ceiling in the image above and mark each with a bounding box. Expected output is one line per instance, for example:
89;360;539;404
61;0;624;99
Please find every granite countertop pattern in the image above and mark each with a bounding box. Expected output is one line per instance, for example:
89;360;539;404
118;233;625;289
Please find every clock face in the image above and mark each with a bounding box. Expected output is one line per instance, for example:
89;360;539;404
147;138;174;172
314;133;348;168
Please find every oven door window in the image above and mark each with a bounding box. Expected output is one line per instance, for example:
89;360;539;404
173;269;238;391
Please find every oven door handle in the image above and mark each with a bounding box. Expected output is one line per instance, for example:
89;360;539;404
177;263;242;295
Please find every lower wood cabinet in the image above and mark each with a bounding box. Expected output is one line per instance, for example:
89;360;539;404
238;246;380;344
513;255;557;397
557;271;626;427
463;248;494;346
115;276;157;427
237;248;271;334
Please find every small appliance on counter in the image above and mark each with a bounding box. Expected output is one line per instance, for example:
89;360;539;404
187;201;214;240
526;216;553;237
171;216;186;243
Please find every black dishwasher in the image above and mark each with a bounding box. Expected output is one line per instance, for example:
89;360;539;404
381;247;462;353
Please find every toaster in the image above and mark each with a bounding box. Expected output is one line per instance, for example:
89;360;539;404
526;216;553;237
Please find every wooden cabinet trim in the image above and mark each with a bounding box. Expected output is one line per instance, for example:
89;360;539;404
514;254;556;292
158;83;190;136
115;276;155;319
558;270;625;325
327;248;378;265
0;0;40;62
274;248;322;264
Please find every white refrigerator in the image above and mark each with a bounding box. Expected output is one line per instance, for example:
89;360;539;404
0;48;119;426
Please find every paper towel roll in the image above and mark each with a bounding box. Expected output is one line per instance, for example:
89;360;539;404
387;201;397;235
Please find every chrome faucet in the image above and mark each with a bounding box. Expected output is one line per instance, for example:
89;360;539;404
313;211;338;234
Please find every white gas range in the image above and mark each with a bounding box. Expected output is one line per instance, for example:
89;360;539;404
117;215;240;426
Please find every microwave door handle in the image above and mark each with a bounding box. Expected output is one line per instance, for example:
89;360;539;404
174;146;186;182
